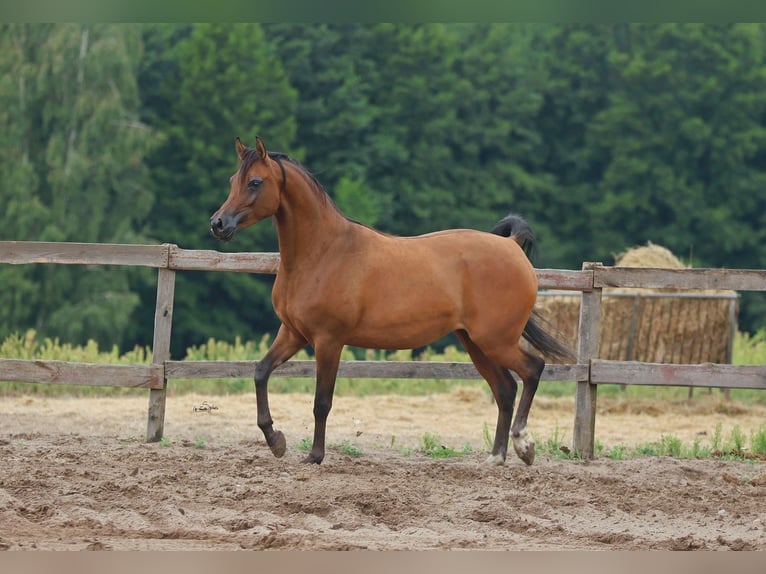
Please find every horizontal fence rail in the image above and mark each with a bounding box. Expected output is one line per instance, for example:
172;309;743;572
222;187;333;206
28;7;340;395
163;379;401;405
2;241;766;459
165;360;587;382
0;359;163;389
594;266;766;292
591;360;766;390
0;241;170;268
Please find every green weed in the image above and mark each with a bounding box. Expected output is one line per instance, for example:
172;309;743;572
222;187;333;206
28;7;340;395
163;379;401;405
660;434;683;457
750;424;766;455
634;442;660;457
689;436;711;458
338;440;363;457
398;445;414;458
711;422;724;451
606;444;628;460
482;422;492;452
540;422;573;458
728;425;747;452
295;437;312;451
420;432;467;459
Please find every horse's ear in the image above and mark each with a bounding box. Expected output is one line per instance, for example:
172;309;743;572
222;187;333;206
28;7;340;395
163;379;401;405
235;137;246;160
255;136;268;161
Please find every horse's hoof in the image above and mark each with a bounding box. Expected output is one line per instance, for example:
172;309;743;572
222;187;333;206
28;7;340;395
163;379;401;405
301;451;324;465
269;430;287;458
513;438;535;466
484;453;506;466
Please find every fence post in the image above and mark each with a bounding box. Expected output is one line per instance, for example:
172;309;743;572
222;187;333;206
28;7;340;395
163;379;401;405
573;262;602;459
146;263;176;442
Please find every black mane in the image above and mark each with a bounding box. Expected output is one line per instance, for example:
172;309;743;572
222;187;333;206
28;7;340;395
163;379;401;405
238;144;363;224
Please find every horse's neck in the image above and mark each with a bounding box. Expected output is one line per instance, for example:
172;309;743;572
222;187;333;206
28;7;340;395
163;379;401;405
274;167;350;270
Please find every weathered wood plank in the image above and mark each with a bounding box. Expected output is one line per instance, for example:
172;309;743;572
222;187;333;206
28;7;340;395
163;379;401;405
591;360;766;390
165;360;585;382
594;266;766;292
168;246;280;274
0;241;169;268
0;359;163;388
573;263;603;459
169;248;593;284
146;268;176;443
536;269;593;291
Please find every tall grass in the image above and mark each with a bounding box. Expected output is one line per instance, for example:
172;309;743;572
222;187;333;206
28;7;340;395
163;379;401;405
2;328;766;404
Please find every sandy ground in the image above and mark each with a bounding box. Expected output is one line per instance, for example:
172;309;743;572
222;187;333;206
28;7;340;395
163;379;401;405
1;389;766;550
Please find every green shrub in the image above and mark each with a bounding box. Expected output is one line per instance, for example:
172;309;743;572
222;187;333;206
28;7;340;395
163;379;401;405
750;424;766;456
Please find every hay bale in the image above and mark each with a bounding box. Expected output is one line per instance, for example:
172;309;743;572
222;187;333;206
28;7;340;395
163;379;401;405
613;241;686;269
532;291;581;357
533;242;737;365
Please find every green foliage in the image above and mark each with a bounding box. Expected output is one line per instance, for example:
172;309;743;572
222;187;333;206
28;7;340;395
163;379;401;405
419;432;472;458
536;422;575;459
137;23;298;355
294;437;312;452
711;422;724;452
338;440;363;457
728;425;747;453
750;424;766;456
660;434;683;458
482;422;492;453
588;24;766;278
598;423;766;460
0;329;150;365
398;446;414;458
634;442;661;457
0;24;158;350
605;444;629;461
732;330;766;365
5;23;766;353
689;437;711;459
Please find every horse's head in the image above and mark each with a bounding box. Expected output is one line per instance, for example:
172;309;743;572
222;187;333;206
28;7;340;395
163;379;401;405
210;136;282;242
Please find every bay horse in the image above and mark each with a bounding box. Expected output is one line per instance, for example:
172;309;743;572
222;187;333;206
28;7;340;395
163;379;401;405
210;136;573;465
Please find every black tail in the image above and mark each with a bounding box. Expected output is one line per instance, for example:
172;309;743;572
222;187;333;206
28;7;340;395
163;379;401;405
490;213;536;261
521;311;577;363
491;213;576;363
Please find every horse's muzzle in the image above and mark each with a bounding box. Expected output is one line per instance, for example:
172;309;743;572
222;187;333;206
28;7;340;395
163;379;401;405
210;213;237;242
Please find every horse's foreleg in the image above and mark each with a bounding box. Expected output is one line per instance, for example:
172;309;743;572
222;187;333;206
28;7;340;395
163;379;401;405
303;340;343;464
254;324;306;457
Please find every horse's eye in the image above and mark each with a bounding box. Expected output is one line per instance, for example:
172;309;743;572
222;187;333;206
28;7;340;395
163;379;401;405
247;177;263;190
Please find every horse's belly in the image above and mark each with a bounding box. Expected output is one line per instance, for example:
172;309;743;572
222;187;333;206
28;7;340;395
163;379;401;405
346;310;458;350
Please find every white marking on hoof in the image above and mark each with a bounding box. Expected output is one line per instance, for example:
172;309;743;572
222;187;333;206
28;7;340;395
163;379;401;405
484;453;506;466
512;428;536;466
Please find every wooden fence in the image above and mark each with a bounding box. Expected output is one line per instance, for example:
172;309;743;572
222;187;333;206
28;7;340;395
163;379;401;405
2;241;766;458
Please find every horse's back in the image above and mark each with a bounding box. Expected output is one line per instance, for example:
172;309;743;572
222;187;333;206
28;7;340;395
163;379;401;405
355;227;538;345
404;227;537;290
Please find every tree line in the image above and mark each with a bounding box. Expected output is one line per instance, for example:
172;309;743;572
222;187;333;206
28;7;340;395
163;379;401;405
2;23;765;356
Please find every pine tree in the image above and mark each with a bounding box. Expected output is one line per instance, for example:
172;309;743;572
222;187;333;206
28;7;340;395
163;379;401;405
0;24;157;347
139;23;298;353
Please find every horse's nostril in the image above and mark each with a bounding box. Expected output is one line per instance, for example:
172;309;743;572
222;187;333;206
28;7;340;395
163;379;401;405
212;217;224;230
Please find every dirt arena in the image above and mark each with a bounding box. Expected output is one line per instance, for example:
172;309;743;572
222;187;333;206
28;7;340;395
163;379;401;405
1;389;765;550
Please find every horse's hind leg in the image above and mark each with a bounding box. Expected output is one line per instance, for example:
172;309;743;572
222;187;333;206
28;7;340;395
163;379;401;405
456;330;517;466
254;324;306;457
470;334;545;465
507;347;545;465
